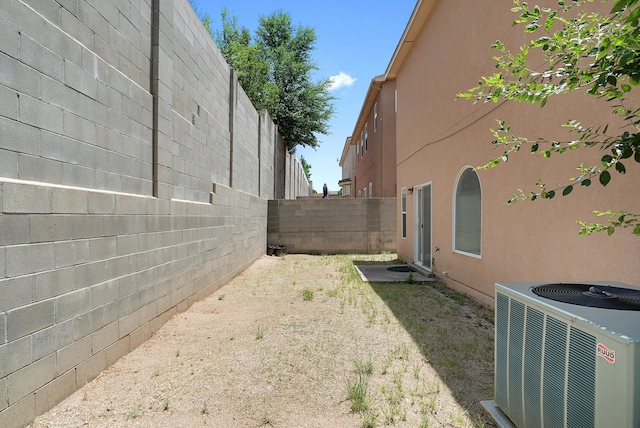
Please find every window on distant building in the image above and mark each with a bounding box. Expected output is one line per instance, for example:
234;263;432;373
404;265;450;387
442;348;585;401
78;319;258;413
373;102;378;132
394;89;397;113
356;144;359;164
364;124;368;152
453;167;482;257
362;186;367;199
368;182;372;198
401;187;407;239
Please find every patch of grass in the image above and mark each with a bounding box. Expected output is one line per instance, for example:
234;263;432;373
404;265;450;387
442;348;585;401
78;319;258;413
419;416;430;428
302;288;314;301
162;398;169;411
256;325;264;340
347;373;369;413
353;358;374;375
218;293;226;300
125;407;140;420
413;363;421;379
392;342;411;360
362;410;378;428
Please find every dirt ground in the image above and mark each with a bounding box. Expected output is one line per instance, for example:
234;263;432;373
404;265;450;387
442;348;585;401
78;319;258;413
33;254;495;428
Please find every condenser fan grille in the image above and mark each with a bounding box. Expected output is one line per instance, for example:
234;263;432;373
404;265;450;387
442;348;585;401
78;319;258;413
532;283;640;310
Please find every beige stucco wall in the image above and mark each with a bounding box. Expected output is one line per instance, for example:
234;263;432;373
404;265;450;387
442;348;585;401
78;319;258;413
395;0;640;305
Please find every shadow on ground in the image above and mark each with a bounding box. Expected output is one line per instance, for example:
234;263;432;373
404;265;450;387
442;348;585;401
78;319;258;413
359;262;496;424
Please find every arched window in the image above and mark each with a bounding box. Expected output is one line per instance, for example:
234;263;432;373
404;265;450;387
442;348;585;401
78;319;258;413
454;168;481;257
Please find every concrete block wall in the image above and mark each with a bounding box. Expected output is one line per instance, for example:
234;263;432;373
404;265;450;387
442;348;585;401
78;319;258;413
267;198;397;254
0;0;154;196
0;181;265;427
0;1;310;426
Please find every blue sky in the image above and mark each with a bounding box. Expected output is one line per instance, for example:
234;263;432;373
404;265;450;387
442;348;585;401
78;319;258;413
189;0;418;192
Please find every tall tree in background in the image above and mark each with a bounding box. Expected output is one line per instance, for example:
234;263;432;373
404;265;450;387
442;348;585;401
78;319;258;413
214;9;335;152
458;0;640;236
300;155;312;180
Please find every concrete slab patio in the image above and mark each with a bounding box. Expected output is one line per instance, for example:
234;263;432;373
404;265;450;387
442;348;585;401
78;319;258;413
354;263;435;283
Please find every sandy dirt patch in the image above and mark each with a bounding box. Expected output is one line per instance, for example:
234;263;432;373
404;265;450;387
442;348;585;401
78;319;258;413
33;254;494;427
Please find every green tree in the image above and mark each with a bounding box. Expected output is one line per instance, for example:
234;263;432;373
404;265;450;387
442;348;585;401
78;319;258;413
300;155;312;180
458;0;640;236
214;9;335;152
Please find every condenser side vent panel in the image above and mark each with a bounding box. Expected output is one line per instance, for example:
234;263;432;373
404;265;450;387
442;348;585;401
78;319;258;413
495;291;596;428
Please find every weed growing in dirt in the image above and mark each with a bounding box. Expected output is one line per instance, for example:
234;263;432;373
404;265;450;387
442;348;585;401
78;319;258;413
362;411;378;428
353;357;374;376
125;407;140;420
255;325;264;340
302;288;314;301
346;373;369;413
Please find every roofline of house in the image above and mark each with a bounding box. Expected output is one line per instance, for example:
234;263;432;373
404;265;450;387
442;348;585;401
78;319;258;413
339;136;352;166
346;0;434;147
348;75;385;146
384;0;435;80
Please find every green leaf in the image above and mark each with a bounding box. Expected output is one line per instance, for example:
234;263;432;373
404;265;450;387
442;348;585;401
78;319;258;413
599;170;611;186
612;0;631;13
635;150;640;163
601;154;614;165
540;96;548;108
531;143;539;153
544;12;556;31
622;84;632;92
616;162;626;174
562;185;573;196
581;179;592;187
546;190;556;199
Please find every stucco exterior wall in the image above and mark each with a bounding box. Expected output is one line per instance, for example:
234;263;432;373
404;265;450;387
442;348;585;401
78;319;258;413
394;0;640;306
0;1;310;426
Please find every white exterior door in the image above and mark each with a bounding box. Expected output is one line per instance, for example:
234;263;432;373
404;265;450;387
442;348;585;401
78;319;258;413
414;184;432;270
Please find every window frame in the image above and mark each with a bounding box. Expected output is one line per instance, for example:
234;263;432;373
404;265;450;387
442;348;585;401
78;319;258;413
373;102;378;132
401;187;407;239
452;167;482;258
364;123;368;152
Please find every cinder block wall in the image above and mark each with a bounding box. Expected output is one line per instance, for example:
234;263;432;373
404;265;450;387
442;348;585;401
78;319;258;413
0;1;309;426
267;198;397;254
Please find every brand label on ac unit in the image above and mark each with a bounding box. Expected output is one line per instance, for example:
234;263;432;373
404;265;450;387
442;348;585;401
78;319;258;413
597;343;615;363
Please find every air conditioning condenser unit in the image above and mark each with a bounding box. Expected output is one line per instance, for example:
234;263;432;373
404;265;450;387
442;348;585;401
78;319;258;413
488;281;640;428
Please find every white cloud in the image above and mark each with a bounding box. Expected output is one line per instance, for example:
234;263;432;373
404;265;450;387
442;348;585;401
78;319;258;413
328;72;356;91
